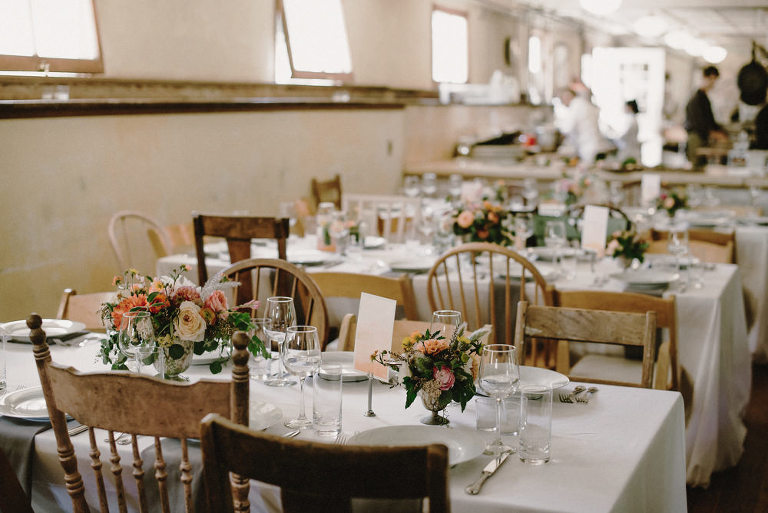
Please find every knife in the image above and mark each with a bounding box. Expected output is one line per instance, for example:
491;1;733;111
464;451;511;495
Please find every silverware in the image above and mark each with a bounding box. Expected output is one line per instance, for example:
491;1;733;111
334;434;347;445
283;430;301;439
465;451;511;495
575;386;599;404
559;385;585;403
68;424;88;437
104;432;131;445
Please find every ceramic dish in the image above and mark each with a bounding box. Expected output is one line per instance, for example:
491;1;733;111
388;258;436;274
1;319;86;342
363;236;387;249
0;387;51;421
519;366;569;390
609;270;677;288
318;352;368;382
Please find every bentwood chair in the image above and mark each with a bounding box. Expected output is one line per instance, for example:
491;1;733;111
514;302;657;388
27;314;251;513
108;210;166;274
310;174;342;210
192;213;290;285
646;228;735;263
221;258;329;350
200;414;450;513
56;289;117;332
148;222;196;258
310;272;419;319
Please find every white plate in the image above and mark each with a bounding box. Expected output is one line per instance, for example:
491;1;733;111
192;351;229;366
318;352;368;382
389;258;436;273
609;270;677;287
249;401;282;431
519;366;569;390
348;425;485;466
288;250;333;266
0;387;50;421
1;319;86;342
363;236;387;249
527;247;582;262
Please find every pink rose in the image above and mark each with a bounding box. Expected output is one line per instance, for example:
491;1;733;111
433;365;455;391
606;239;620;256
457;210;474;229
204;290;228;312
663;197;675;209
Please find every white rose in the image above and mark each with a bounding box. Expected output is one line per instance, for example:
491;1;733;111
174;301;207;342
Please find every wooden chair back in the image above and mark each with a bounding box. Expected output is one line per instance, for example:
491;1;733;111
192;213;290;285
200;414;450;513
310;272;418;320
647;228;734;263
514;301;657;388
221;259;329;350
148;222;196;258
27;314;251;513
342;194;422;244
108;210;165;274
553;289;679;391
567;204;632;232
56;289;117;332
310;174;342;210
426;242;554;344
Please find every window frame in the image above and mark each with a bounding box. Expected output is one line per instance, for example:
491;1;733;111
430;4;469;85
276;0;353;82
0;0;104;74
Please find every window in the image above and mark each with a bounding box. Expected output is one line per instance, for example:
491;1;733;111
276;0;352;83
0;0;102;73
431;7;468;84
527;35;544;105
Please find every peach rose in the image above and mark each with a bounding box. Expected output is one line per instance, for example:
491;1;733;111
457;210;474;229
204;290;228;312
476;228;489;240
433;365;455;391
663;197;675;209
488;211;499;224
419;338;450;355
606;239;620;256
174;301;207;341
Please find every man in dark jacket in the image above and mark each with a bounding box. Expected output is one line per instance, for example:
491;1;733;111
685;66;728;168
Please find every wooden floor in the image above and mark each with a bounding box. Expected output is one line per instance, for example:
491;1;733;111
687;362;768;513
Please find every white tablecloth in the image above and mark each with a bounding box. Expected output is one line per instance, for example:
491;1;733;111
735;226;768;362
1;342;686;513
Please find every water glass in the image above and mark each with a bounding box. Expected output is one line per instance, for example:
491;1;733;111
281;325;321;429
430;310;462;340
519;385;553;464
448;174;463;199
479;344;520;455
313;364;343;437
475;394;520;436
403;176;420;197
0;329;7;394
421;173;438;197
248;318;271;381
560;248;578;280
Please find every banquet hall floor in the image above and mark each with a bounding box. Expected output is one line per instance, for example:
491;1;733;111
687;363;768;512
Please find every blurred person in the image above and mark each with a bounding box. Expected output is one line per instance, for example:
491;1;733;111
685;65;729;167
614;100;641;163
556;86;613;165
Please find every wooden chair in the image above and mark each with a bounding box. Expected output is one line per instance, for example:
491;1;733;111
221;259;329;350
27;314;251;513
426;242;554;348
514;301;657;388
148;222;196;258
646;228;735;263
200;413;450;513
310;272;418;319
192;213;290;285
0;447;34;513
108;210;165;274
310;174;342;210
342;194;422;244
56;289;116;332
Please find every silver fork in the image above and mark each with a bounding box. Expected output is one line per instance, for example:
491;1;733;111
68;424;89;437
334;434;347;445
558;385;585;403
575;387;599;404
104;432;132;445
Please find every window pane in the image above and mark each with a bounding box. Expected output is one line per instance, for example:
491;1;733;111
0;0;36;56
31;0;99;59
282;0;352;76
432;9;468;84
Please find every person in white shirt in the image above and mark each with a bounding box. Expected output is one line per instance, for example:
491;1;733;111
557;87;613;164
616;100;641;163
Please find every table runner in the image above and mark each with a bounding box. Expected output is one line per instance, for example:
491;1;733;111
0;417;51;494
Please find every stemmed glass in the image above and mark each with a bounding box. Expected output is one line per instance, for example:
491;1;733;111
448;174;463;199
479;344;520;455
667;225;689;287
514;214;534;250
422;173;438;197
430;310;462;341
263;297;297;387
544;220;567;272
403;176;420;198
281;325;321;429
118;310;156;375
419;208;436;247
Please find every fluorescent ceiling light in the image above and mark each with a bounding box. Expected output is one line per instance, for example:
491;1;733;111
703;46;727;64
634;15;668;38
579;0;622;16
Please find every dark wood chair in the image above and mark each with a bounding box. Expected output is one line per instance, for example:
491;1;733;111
27;314;251;513
221;258;329;350
310;174;342;210
56;289;117;332
200;413;450;513
514;301;657;388
192;213;290;285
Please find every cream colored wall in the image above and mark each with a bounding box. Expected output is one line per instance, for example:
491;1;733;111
0;109;404;321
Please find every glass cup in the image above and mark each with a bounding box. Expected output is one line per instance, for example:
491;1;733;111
560;248;578;281
313;363;343;437
475;394;520;437
0;328;7;394
430;310;462;341
519;385;553;465
281;326;321;429
248;319;271;381
403;176;420;197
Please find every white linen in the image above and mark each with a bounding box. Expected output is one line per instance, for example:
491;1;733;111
735;226;768;362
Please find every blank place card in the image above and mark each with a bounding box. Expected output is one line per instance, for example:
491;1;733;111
352;293;396;380
581;205;609;256
641;174;661;206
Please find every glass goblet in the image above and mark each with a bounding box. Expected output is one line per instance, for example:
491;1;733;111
479;344;520;455
263;296;297;387
118;310;155;375
281;325;321;429
430;310;462;341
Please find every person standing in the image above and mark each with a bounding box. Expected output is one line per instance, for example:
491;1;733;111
685;65;728;167
616;100;641;163
557;86;613;165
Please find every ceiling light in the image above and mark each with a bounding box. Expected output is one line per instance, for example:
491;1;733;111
579;0;622;17
634;15;667;38
664;30;689;50
703;46;727;64
684;37;708;57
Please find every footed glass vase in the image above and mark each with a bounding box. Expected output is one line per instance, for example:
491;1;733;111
420;388;452;425
154;338;194;380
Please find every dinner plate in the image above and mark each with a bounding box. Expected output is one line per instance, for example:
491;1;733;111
288;250;335;266
388;258;436;274
1;319;86;342
0;387;51;421
348;425;485;466
526;247;582;262
519;366;569;390
738;216;768;226
609;270;677;288
192;351;229;366
318;352;368;382
363;236;387;249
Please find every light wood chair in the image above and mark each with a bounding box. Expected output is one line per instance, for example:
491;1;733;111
646;228;735;263
27;314;251;513
108;210;165;274
221;259;329;350
192;213;290;285
310;272;418;318
342;194;422;244
310;174;342;210
514;301;657;388
56;289;117;332
148;222;196;258
200;413;450;513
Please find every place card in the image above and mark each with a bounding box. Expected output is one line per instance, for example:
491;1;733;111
641;174;661;206
581;204;609;256
353;293;396;380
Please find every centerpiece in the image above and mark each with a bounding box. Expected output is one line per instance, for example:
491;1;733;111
99;265;267;378
656;189;688;218
372;326;485;425
452;200;513;246
606;229;649;268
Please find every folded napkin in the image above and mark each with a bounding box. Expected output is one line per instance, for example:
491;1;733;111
0;417;51;493
8;330;90;345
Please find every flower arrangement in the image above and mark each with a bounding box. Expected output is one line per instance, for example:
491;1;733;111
452;200;513;246
371;326;485;412
606;229;649;265
656;189;688;217
99;266;267;374
553;174;591;206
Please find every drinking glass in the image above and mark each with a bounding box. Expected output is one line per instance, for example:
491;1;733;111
479;344;519;455
667;225;689;284
421;173;438;197
418;208;436;246
514;214;534;249
522;178;539;207
448;174;463;199
403;176;420;198
118;310;155;375
248;318;271;381
430;310;462;341
264;297;297;387
519;384;553;464
544;220;568;271
313;363;343;437
281;326;321;429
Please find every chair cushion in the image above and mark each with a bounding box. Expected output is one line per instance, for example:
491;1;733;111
569;354;643;385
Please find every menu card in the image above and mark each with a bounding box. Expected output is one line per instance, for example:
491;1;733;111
641;174;661;206
581;205;609;256
353;293;396;380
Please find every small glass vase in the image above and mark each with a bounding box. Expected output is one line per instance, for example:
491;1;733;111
420;388;452;426
154;338;194;380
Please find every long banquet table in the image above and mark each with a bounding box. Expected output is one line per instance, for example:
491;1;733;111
1;341;687;513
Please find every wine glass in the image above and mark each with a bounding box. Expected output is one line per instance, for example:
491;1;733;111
263;297;297;387
403;176;420;198
421;173;438;197
479;344;520;455
118;310;155;375
281;325;321;429
430;310;462;341
522;178;539;207
448;174;463;199
667;225;689;286
544;220;567;268
514;214;534;249
418;207;436;246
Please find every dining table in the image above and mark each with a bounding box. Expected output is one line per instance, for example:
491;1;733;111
0;339;687;513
